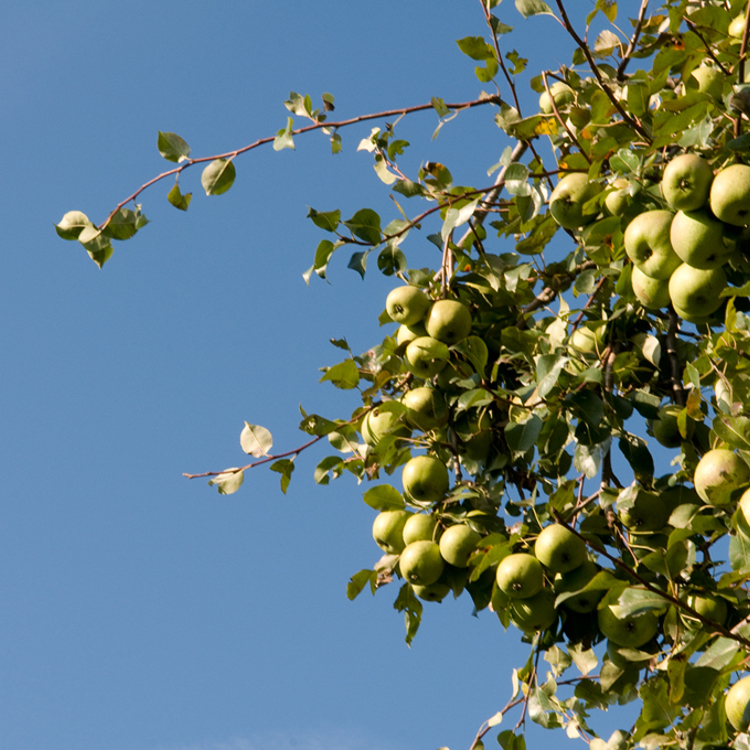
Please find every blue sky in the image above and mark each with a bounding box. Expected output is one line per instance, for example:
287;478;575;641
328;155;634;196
0;2;640;749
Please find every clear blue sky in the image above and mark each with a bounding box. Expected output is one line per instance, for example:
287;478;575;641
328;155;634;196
1;2;637;749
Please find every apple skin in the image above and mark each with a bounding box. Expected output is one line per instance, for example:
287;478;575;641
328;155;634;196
630;266;671;310
439;524;482;568
399;540;445;586
534;524;587;574
598;604;659;648
683;592;728;629
710;164;750;226
405;336;450;379
549;173;602;230
668;263;727;321
554;559;602;613
496;553;544;599
539;82;575;114
649;405;693;448
385;285;431;327
412;581;451;602
425;300;472;345
372;510;411;554
670;209;730;269
693;448;750;506
604;179;630;216
690;65;725;100
662;154;714;212
402;513;440;545
401;387;448;431
362;407;409;446
730;14;747;39
726;675;750;732
396;321;428;347
624;210;682;280
509;588;557;633
618;491;669;532
401;454;450;503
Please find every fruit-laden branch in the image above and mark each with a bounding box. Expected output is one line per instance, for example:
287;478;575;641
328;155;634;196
98;95;501;232
735;0;750;138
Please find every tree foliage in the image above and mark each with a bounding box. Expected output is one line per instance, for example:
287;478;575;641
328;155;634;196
57;0;750;748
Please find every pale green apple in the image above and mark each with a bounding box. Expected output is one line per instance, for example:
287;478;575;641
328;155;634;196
495;553;544;599
683;592;728;629
361;406;409;446
662;154;713;212
372;510;411;554
710;164;750;226
385;285;431;326
425;299;472;345
618;491;669;532
534;523;587;574
396;321;428;347
401;454;450;503
509;588;557;633
604;179;631;216
726;675;750;732
402;513;440;545
399;540;445;586
669;263;727;321
624;210;681;280
554;559;602;613
670;209;730;269
401;387;449;431
630;266;671;310
568;325;606;356
439;524;482;568
539;82;575;114
549;173;602;230
729;13;746;39
598;604;659;648
411;581;451;602
649;404;693;448
689;65;725;100
693;448;750;505
405;336;450;379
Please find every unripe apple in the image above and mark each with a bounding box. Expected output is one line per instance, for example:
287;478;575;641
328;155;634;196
726;675;750;732
618;491;669;531
670;209;730;269
554;559;602;613
399;540;445;586
630;266;671;310
710;164;750;226
549;173;602;230
496;553;544;599
534;523;587;574
401;387;448;431
683;592;728;629
372;510;411;554
624;210;681;280
402;513;440;545
405;336;450;379
661;154;713;212
411;580;451;602
689;65;725;100
668;263;727;322
568;325;605;356
649;405;693;448
401;454;450;503
694;448;750;505
425;300;472;345
509;588;557;633
385;285;431;327
598;604;659;648
604;179;631;216
439;524;482;568
396;321;428;347
539;82;575;114
361;406;409;446
729;14;746;40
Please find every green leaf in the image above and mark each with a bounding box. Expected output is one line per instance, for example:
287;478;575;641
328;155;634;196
270;458;295;494
347;569;377;600
456;36;494;61
514;0;557;20
240;422;273;457
208;468;244;495
377;244;407;276
54;210;92;240
393;583;423;645
347;250;369;279
103;207;147;241
616;587;670;618
312;239;336;280
431;97;450;117
157;131;191;162
319;359;360;390
78;225;114;268
273;116;295;151
505;414;542;452
167;182;192;211
536;353;568;398
712;415;750;451
453;336;488;376
308;208;341;232
343;208;382;245
201;159;236;196
362;484;405;511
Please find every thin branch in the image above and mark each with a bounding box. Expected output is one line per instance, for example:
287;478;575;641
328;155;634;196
541;71;591;163
617;0;650;80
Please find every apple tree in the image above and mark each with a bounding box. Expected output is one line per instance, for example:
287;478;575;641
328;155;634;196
55;0;750;748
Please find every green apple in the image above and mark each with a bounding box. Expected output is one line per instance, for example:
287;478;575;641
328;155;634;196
710;164;750;226
726;675;750;732
539;82;575;114
425;300;472;345
534;523;587;574
662;154;713;212
568;325;605;356
693;448;750;505
496;553;544;599
549;172;602;230
385;285;431;326
689;65;725;100
605;179;631;216
455;410;493;461
598;603;659;648
401;387;448;431
631;266;671;310
405;336;450;379
396;321;428;347
402;513;440;545
412;581;451;602
729;13;746;39
624;210;682;280
554;559;602;613
439;524;482;568
683;592;728;629
618;490;669;531
401;454;450;503
399;540;445;586
670;209;729;269
361;406;409;446
650;405;691;448
372;510;411;554
669;263;727;321
509;588;557;633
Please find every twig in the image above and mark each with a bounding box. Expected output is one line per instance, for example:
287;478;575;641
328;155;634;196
617;0;650;80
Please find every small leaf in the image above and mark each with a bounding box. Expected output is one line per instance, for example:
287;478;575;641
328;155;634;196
208;469;244;495
456;36;494;61
308;208;341;232
347;569;377;600
270;458;295;494
157;131;190;163
201;159;236;196
167;182;192;211
273;116;296;151
55;210;92;240
319;360;360;390
348;250;369;279
515;0;557;20
344;208;382;245
240;422;273;457
362;484;405;511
